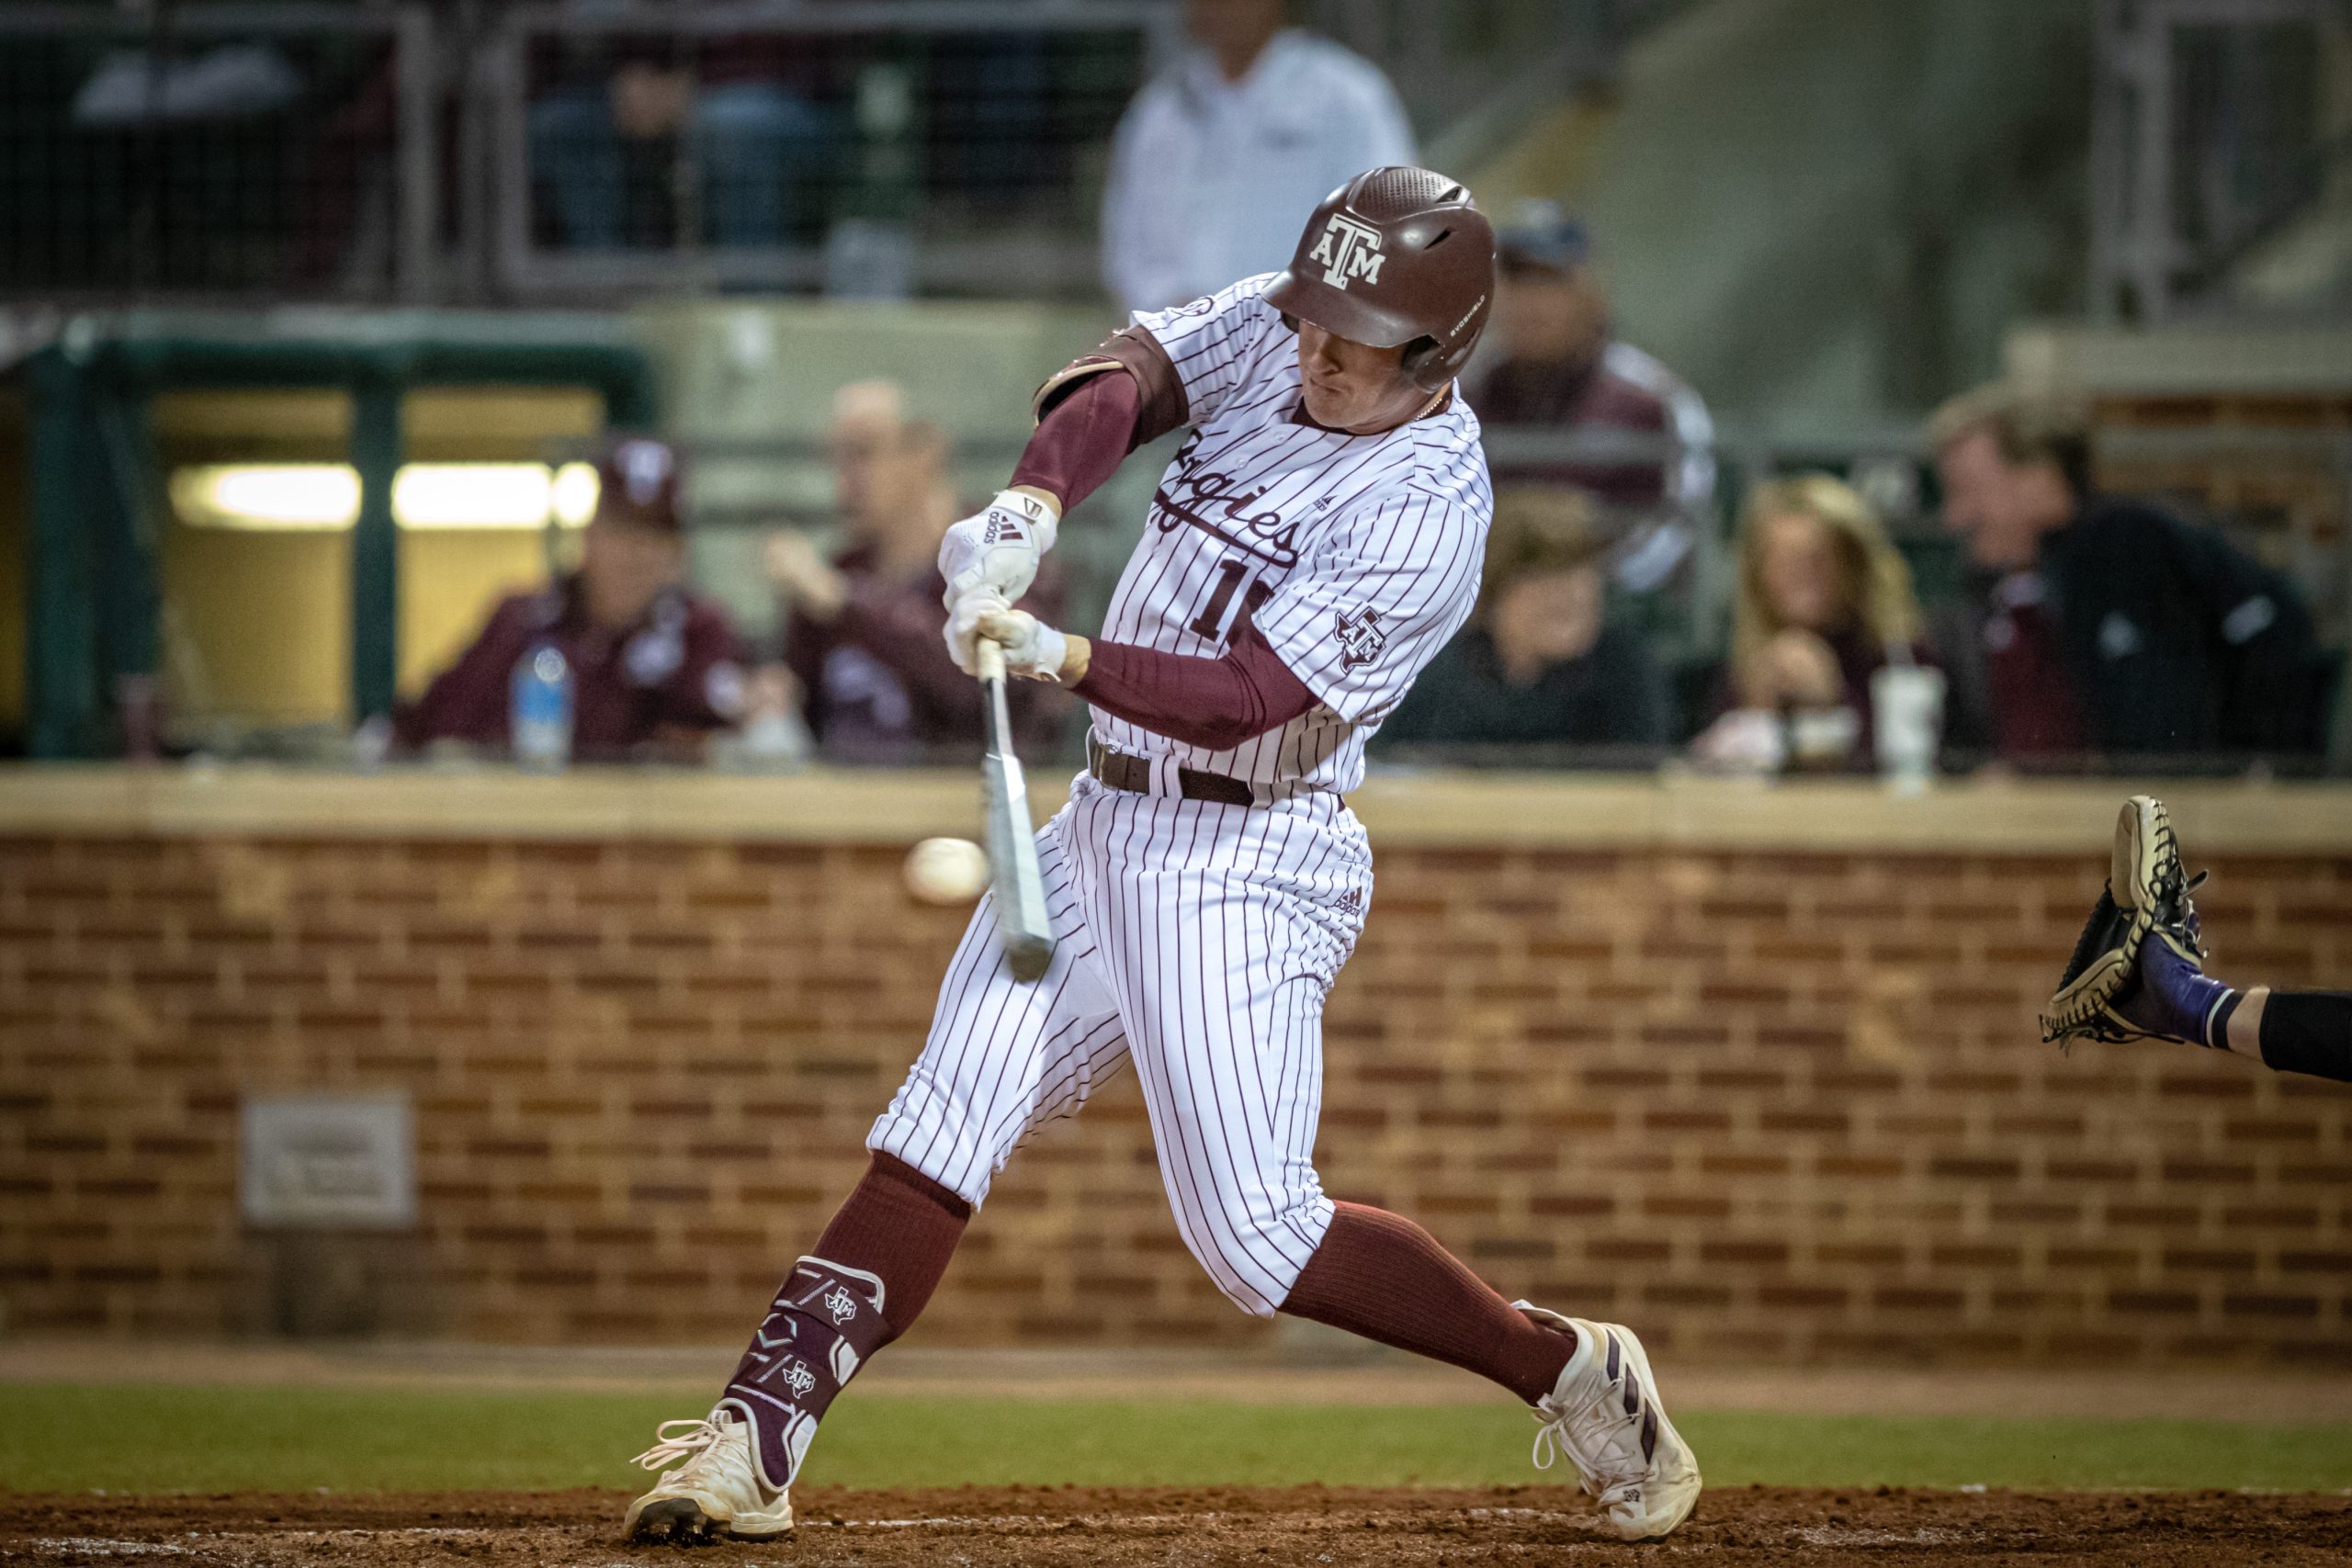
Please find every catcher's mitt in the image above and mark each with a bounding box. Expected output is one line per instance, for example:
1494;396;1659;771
2041;795;2207;1047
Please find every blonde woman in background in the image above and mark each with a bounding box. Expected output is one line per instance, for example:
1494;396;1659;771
1691;473;1933;771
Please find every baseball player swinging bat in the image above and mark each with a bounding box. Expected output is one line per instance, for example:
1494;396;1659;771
624;167;1700;1550
974;639;1053;981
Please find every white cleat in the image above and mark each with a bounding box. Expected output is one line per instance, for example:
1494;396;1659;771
623;1410;794;1542
1516;1305;1702;1541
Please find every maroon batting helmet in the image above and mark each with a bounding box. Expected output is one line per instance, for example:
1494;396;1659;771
1265;166;1496;392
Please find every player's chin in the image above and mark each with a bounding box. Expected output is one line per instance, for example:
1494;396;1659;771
1301;384;1352;427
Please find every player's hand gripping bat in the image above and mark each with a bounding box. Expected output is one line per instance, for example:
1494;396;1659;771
975;639;1054;981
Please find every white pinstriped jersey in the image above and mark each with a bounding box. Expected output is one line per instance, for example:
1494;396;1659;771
1091;274;1493;794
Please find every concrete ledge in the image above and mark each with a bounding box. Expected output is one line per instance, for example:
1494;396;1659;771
1;763;2346;855
1351;769;2352;855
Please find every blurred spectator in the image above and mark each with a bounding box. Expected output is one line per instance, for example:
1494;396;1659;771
529;29;829;249
394;437;747;761
1382;488;1671;750
775;383;1066;763
74;44;300;126
716;663;816;772
1469;203;1714;592
1928;384;2330;762
1101;0;1414;313
1690;474;1929;773
295;41;402;288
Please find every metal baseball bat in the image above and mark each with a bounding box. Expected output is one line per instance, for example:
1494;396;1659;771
976;639;1054;982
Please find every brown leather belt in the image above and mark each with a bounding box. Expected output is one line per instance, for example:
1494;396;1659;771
1087;737;1257;807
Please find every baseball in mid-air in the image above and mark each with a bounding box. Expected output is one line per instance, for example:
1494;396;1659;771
903;837;989;905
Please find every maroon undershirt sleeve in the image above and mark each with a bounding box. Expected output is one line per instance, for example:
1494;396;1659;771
1071;620;1321;751
1008;368;1140;513
1008;326;1186;511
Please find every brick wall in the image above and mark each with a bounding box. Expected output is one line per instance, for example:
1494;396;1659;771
2;829;2346;1364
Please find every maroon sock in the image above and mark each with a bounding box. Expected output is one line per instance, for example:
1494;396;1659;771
1280;1202;1576;1405
810;1152;972;1339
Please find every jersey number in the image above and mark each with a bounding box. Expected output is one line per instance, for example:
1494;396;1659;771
1188;559;1273;646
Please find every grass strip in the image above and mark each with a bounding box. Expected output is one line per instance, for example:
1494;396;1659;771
4;1386;2348;1495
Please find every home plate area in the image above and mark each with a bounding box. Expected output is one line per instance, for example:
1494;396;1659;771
8;1486;2351;1567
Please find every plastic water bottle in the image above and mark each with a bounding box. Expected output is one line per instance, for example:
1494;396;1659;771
511;644;573;772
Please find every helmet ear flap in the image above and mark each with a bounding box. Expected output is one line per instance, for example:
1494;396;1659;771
1398;334;1439;381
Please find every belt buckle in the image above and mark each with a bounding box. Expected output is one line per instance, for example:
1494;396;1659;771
1086;733;1147;794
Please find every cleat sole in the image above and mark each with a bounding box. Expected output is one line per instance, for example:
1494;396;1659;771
628;1497;718;1544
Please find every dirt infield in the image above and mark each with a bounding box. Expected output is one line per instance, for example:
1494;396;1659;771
6;1485;2349;1566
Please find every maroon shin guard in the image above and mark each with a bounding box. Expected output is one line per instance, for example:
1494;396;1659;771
1281;1201;1576;1406
717;1155;970;1490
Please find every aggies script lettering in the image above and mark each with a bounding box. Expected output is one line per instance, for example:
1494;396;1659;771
1151;433;1302;570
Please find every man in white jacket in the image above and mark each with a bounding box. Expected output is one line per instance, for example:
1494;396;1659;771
1102;0;1415;314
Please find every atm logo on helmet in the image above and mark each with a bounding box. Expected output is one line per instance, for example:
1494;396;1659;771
1308;213;1386;289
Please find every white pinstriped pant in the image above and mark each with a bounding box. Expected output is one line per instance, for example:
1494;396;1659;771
869;771;1373;1315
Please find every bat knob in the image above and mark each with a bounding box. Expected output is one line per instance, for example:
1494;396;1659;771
1005;934;1053;984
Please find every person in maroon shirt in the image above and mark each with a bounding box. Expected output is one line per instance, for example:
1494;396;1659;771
394;437;747;762
1468;201;1715;592
769;383;1066;763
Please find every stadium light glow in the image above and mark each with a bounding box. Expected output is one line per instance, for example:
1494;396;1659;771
171;463;602;531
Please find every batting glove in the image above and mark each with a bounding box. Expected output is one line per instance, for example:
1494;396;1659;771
944;585;1010;676
979;606;1069;683
939;490;1058;609
944;586;1068;682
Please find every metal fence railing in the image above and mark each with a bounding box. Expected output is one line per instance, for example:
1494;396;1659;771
0;1;1181;308
481;2;1176;300
480;0;1176;300
1306;0;1690;141
2089;0;2341;322
0;0;1729;310
0;3;439;303
0;0;1702;311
